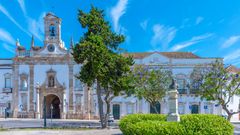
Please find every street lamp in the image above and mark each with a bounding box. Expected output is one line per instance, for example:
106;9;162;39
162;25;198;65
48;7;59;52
20;104;23;118
50;104;53;124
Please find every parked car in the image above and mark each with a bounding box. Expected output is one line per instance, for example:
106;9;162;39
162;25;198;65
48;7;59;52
108;114;114;122
99;114;114;123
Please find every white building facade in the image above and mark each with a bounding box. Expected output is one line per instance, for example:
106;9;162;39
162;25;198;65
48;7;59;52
0;12;238;121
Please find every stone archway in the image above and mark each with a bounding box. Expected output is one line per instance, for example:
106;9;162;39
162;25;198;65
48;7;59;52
45;94;61;119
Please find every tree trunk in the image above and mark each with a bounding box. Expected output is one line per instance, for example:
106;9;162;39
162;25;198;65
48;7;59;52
96;80;106;128
104;100;111;128
227;113;233;121
151;103;159;114
222;104;233;121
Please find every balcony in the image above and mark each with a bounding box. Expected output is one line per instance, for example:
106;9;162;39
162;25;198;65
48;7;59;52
2;88;12;93
177;89;187;94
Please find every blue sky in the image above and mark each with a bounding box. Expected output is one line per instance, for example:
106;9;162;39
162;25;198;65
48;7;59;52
0;0;240;66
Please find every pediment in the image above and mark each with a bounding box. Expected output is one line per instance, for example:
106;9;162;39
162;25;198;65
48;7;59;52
142;53;169;64
33;44;67;57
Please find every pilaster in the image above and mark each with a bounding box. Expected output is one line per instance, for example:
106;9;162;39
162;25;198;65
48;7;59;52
68;64;73;111
13;64;19;118
35;84;40;119
29;64;34;113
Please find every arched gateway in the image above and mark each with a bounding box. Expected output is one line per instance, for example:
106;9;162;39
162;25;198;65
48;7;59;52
45;94;61;119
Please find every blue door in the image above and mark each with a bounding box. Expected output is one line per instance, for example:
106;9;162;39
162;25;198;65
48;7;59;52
150;102;161;114
113;104;120;119
191;105;199;114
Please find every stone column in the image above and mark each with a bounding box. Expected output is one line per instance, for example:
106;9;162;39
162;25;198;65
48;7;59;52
35;83;40;119
29;64;34;116
167;79;180;122
68;64;74;111
13;64;19;118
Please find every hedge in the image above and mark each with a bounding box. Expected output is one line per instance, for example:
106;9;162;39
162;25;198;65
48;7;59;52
180;114;234;135
119;114;233;135
119;114;167;134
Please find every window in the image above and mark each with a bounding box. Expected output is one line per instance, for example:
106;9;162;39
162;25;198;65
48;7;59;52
5;78;11;88
177;79;186;94
21;79;28;90
75;79;83;91
75;95;82;104
4;73;11;88
127;104;134;114
178;103;185;114
20;73;28;91
204;104;213;114
48;76;55;87
177;79;185;89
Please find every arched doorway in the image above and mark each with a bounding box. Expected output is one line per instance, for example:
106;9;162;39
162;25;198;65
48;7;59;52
45;94;61;119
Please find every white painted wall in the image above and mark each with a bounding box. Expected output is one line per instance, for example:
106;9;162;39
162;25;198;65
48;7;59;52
0;59;13;115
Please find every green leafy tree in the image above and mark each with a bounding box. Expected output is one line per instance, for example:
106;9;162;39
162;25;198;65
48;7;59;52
73;6;133;128
192;61;240;121
132;65;172;113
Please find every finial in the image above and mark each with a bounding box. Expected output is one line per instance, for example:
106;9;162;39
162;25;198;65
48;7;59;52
16;39;20;46
169;79;177;89
31;35;34;48
70;37;74;49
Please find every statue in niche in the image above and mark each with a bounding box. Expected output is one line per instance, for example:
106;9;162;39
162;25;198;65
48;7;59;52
48;76;55;87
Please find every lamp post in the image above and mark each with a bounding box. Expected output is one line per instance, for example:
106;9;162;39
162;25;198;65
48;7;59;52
43;96;47;128
50;104;53;125
20;104;23;118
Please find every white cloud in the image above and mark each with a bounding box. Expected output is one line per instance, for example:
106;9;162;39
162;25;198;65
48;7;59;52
196;16;204;25
221;35;240;49
27;12;45;41
140;20;148;30
0;4;30;37
3;43;15;54
17;0;27;16
110;0;128;33
170;33;213;51
0;28;15;45
151;24;177;49
191;49;199;53
224;49;240;63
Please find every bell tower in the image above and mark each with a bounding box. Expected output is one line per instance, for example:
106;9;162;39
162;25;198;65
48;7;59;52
44;12;64;49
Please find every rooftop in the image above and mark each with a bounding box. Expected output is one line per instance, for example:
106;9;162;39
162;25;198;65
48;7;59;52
122;52;222;59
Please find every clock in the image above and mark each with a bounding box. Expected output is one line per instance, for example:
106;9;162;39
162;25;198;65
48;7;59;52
47;44;55;52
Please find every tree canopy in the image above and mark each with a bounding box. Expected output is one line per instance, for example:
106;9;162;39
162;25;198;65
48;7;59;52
131;65;172;113
73;5;133;128
192;61;240;120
